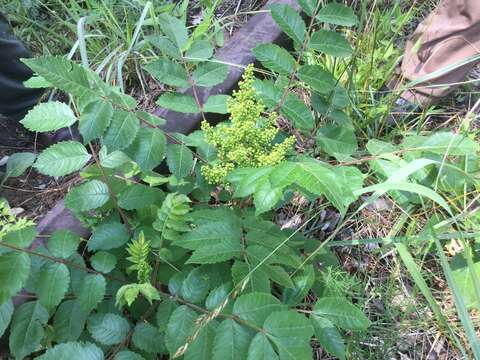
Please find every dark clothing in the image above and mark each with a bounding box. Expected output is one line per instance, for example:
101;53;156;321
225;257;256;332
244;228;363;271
0;13;42;120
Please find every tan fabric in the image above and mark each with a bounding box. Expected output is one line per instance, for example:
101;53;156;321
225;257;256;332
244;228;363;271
401;0;480;104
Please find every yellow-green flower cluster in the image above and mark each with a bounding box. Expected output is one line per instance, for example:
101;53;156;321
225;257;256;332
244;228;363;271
201;64;295;184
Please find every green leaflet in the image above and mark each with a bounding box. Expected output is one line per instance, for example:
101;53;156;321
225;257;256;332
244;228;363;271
229;160;356;215
99;147;131;169
115;350;146;360
132;323;164;354
103;110;140;151
118;184;165;210
37;262;70;310
34;141;91;177
144;59;189;87
36;341;104;360
247;333;278;360
233;292;286;327
64;180;110;212
270;4;306;44
87;312;130;345
317;3;358;26
175;218;242;264
153;192;192;241
23;75;52;88
205;282;232;311
203;95;230;114
297;65;337;95
158;13;188;50
185;321;217;360
2;225;37;250
90;252;117;273
232;260;271;293
125;127;166;171
192;62;229;87
311;316;346;360
314;297;371;330
0;300;13;338
88;222;129;251
165;305;197;356
316;123;358;160
185;39;213;61
212;319;254;360
308;30;353;58
69;253;87;296
282;265;315;305
281;93;314;132
181;267;211;303
156;93;199;113
252;44;295;75
53;300;88;342
252;79;281;109
47;229;81;259
0;252;30;304
5;152;36;178
264;311;314;360
156;298;178;331
147;35;181;59
79;100;113;144
9;301;49;359
116;283;160;308
252;177;283;215
166;144;194;179
22;56;93;99
296;0;317;16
